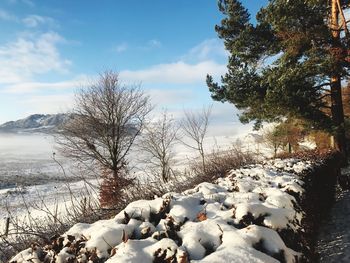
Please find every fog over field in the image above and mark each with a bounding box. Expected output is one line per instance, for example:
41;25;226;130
0;127;263;229
0;133;93;230
0;133;73;188
0;124;257;187
0;133;54;159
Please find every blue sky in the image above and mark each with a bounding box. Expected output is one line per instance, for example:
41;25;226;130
0;0;268;135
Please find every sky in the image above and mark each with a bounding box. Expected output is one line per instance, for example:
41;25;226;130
0;0;268;136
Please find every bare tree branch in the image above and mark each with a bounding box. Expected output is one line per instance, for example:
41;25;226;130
139;111;179;182
180;105;212;173
55;71;153;207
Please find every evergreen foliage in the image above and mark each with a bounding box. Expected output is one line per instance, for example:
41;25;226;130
207;0;349;156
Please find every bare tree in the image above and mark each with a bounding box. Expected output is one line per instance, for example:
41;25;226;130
139;111;179;183
263;127;284;158
56;71;153;207
180;106;212;173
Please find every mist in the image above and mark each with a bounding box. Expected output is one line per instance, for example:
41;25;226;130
0;133;55;160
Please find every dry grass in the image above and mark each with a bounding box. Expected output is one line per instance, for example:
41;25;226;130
188;145;258;180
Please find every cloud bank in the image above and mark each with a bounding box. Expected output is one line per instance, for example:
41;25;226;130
0;31;71;84
120;60;226;84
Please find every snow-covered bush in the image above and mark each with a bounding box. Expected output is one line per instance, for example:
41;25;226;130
10;158;316;263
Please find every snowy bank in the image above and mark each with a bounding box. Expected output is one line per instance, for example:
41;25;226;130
10;158;320;263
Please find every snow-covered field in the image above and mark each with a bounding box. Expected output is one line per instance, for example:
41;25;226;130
10;158;314;263
0;134;74;187
0;134;92;237
1;130;287;263
0;131;266;229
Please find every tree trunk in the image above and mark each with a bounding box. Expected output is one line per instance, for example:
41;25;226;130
330;75;347;157
330;0;348;164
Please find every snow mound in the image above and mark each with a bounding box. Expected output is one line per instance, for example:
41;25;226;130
11;158;313;263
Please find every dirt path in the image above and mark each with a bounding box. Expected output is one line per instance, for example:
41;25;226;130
316;189;350;262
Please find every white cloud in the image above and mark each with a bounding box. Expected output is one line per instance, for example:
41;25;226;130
147;39;162;48
21;94;75;114
182;38;228;63
0;9;18;22
120;60;226;84
138;39;162;50
4;80;74;94
117;39;227;88
113;42;128;53
22;15;57;28
0;38;232;133
2;74;90;94
0;31;71;84
147;88;194;105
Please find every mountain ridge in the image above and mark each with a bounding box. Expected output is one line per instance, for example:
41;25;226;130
0;113;72;133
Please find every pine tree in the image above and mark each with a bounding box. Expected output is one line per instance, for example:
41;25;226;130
207;0;350;161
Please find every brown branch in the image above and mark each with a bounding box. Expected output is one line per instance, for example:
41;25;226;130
337;0;350;39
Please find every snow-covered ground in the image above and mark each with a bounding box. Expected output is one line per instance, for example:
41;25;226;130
0;134;73;188
0;133;97;238
2;130;310;263
0;179;99;231
10;158;314;263
0;131;267;231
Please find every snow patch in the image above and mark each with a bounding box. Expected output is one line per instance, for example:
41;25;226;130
11;158;313;263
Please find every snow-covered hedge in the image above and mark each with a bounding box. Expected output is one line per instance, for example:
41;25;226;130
10;159;315;263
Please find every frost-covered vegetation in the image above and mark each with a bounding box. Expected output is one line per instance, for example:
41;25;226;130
10;158;316;263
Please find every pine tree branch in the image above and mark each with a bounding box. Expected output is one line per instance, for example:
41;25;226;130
312;82;331;90
316;93;331;101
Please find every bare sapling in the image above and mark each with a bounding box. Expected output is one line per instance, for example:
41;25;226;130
139;111;179;183
180;105;212;174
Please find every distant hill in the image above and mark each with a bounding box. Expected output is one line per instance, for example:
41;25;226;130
0;113;72;133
